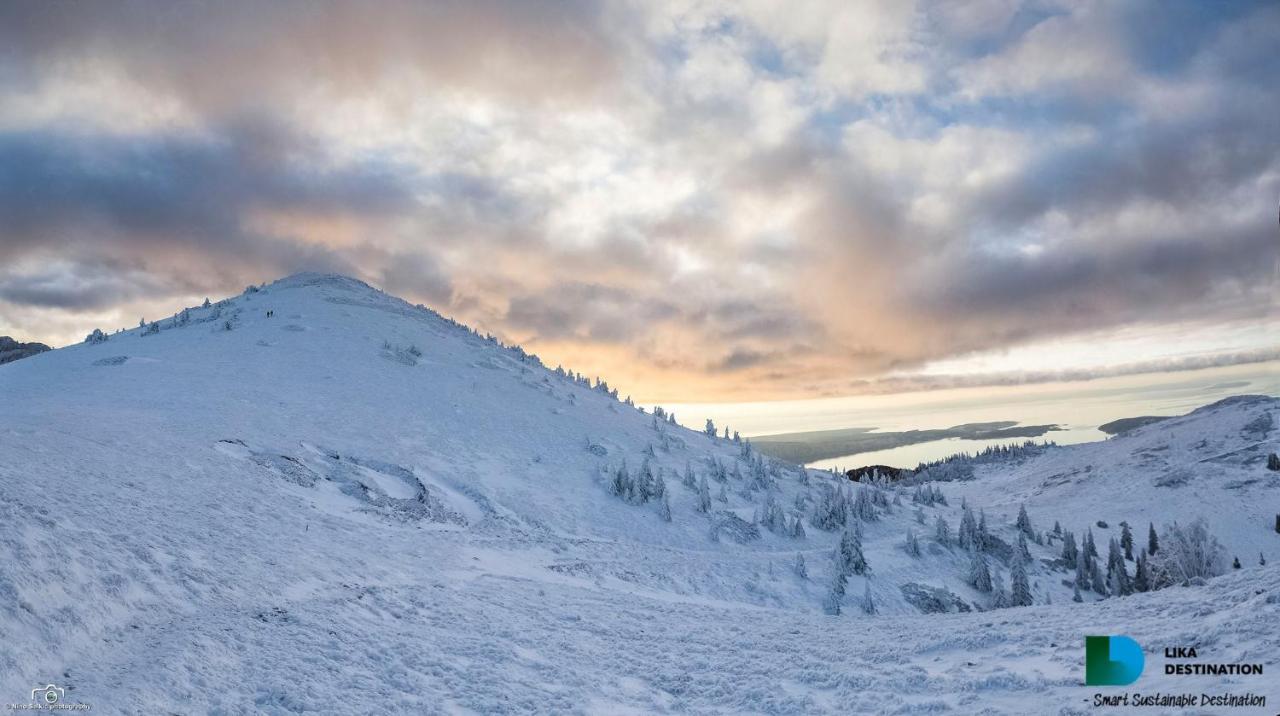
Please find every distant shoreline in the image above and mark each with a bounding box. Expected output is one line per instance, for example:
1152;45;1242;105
751;421;1061;464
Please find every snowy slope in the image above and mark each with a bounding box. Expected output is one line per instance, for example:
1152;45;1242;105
941;395;1280;563
1;273;1276;714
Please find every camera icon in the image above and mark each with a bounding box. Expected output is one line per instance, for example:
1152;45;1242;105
31;683;64;705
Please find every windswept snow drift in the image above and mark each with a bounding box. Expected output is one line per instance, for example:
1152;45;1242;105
1;274;1276;713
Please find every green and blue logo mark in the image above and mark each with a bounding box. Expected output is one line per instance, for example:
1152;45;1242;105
1086;635;1144;686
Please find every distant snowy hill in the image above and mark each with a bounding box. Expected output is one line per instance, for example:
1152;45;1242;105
1;273;1276;713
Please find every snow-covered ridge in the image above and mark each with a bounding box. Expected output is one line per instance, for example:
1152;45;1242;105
1;274;1276;713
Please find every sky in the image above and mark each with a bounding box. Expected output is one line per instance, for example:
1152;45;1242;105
0;0;1276;402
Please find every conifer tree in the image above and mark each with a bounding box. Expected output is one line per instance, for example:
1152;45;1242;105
860;582;876;615
1232;556;1241;569
1090;556;1108;596
794;553;808;579
959;506;978;551
935;516;952;547
1133;553;1150;592
1075;552;1090;590
969;551;993;592
1016;504;1033;537
838;528;869;575
1148;522;1159;555
823;562;846;615
1120;521;1134;560
1107;538;1130;595
1061;531;1078;568
1017;532;1031;563
1010;558;1033;607
1072;583;1083;602
696;475;711;513
905;529;921;558
1083;528;1097;562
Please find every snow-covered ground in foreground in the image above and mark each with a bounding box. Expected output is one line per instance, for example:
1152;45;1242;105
1;273;1277;714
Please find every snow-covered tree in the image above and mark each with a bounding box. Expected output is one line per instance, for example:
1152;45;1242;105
1061;531;1078;568
696;475;711;513
852;487;878;522
1147;522;1159;555
1016;504;1033;537
610;464;632;499
1147;519;1227;589
860;582;876;615
968;552;993;592
1107;538;1130;595
1010;559;1032;606
790;516;806;540
1120;521;1134;561
958;506;978;551
1072;584;1083;602
1082;528;1098;562
905;529;921;558
1075;552;1090;590
704;418;717;437
85;328;109;344
1133;553;1150;592
1089;556;1108;596
1017;532;1031;563
794;553;808;580
810;485;848;531
934;516;952;547
823;563;846;615
658;489;672;522
837;527;869;575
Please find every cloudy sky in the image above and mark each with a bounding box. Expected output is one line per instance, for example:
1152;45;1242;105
1;0;1276;401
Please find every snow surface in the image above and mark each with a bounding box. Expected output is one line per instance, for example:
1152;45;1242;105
1;273;1277;713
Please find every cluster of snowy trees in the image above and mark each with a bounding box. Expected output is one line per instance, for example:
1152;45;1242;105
1054;517;1229;602
908;441;1055;484
608;460;672;521
809;483;891;532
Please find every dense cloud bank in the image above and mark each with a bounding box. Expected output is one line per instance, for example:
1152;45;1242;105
1;0;1275;398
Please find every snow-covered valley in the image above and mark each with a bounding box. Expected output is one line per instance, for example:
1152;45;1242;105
2;273;1277;714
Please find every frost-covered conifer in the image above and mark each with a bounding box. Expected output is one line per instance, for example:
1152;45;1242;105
1061;531;1078;568
968;552;993;592
838;528;868;575
696;476;711;513
1010;559;1032;607
905;529;921;558
1016;504;1033;537
934;516;951;547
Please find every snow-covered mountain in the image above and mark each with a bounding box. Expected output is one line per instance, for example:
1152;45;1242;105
1;273;1276;714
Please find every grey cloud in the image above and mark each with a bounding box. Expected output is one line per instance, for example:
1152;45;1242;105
0;0;626;113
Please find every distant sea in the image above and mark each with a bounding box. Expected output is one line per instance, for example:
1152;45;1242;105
665;361;1279;470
